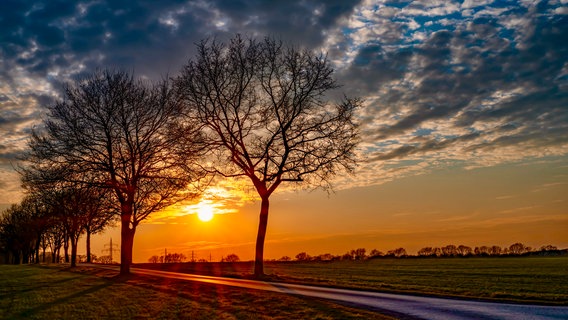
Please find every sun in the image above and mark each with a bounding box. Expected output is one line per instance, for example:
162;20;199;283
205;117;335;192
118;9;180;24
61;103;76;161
197;204;214;222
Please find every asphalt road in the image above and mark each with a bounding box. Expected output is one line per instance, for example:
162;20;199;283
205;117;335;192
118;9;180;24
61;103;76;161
88;264;568;320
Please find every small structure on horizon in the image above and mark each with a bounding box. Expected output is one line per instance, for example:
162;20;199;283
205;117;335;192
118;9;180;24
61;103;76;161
101;238;120;263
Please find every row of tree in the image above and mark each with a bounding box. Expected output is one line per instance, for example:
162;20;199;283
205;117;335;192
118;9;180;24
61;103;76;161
147;252;241;263
141;243;561;265
148;252;188;264
0;187;114;265
3;34;359;276
281;243;562;261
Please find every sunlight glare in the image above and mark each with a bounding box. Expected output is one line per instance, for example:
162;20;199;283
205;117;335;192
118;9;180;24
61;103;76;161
197;204;214;222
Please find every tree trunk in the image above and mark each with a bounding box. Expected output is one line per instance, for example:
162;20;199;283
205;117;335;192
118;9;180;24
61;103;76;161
120;210;135;275
35;233;41;264
254;196;269;277
64;233;69;263
70;235;79;267
86;228;92;263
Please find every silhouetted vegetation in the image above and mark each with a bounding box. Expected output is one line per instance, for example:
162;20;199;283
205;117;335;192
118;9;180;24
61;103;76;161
148;252;187;263
223;254;240;262
18;70;207;274
0;188;115;265
4;33;359;275
285;243;565;262
175;34;360;276
1;35;563;279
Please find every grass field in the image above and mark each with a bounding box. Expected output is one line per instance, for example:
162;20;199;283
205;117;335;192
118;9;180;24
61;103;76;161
2;257;565;319
0;264;391;320
136;256;568;305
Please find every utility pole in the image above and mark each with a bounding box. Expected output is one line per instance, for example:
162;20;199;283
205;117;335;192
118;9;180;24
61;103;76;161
102;238;119;263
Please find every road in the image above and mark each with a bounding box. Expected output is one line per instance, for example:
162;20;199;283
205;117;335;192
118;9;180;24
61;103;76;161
88;264;568;320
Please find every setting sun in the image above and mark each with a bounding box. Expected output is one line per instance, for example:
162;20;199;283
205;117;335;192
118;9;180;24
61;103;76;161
197;204;214;222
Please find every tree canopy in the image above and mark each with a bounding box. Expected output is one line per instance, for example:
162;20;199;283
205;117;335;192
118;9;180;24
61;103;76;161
22;70;206;274
175;35;359;276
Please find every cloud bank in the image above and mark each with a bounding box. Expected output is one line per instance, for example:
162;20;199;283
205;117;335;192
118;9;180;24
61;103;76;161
1;0;566;201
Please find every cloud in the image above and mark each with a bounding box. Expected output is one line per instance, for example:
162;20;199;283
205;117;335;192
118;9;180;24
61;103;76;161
0;0;567;201
323;0;568;186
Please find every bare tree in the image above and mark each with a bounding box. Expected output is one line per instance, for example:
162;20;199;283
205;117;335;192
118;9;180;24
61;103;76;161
489;245;502;256
441;244;458;257
417;247;434;257
539;245;557;251
163;252;187;263
57;188;86;267
508;242;528;255
176;35;359;276
351;248;367;260
456;245;473;257
23;70;206;275
224;254;240;262
295;252;311;261
387;248;407;258
0;204;35;264
82;188;116;263
369;249;384;258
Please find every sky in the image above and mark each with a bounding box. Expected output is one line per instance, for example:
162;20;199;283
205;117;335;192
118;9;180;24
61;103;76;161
1;0;567;262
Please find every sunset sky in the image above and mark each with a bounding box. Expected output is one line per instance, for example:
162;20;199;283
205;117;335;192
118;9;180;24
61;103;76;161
1;0;567;262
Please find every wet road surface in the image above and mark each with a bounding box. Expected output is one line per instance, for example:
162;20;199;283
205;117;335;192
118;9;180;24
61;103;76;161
87;264;568;320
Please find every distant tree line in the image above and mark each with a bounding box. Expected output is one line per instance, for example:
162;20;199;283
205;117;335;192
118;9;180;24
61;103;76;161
148;252;187;263
0;187;115;265
277;243;564;262
146;252;242;263
141;243;565;265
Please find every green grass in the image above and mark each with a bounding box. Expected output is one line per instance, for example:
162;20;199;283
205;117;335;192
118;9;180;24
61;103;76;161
137;257;568;305
0;264;392;320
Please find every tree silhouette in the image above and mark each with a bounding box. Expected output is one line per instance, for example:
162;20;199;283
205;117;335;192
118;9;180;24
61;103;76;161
0;204;34;264
369;249;384;258
418;247;435;257
508;242;528;255
457;245;473;257
295;252;311;261
489;245;502;256
540;245;557;251
176;35;359;276
224;254;240;262
441;244;458;257
351;248;366;260
387;248;407;258
23;70;206;275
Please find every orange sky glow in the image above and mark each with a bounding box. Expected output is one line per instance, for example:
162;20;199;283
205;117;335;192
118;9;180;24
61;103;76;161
82;158;567;263
1;0;567;265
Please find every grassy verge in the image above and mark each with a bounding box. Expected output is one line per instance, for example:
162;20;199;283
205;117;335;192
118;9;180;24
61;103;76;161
135;256;568;305
0;264;393;320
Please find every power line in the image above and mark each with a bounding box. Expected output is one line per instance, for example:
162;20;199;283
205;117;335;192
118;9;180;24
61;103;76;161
101;238;119;262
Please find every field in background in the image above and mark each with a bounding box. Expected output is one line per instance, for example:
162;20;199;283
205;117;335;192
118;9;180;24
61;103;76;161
136;256;568;305
0;265;391;320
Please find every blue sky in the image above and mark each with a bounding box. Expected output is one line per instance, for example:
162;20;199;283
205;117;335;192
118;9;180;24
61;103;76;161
1;0;567;259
